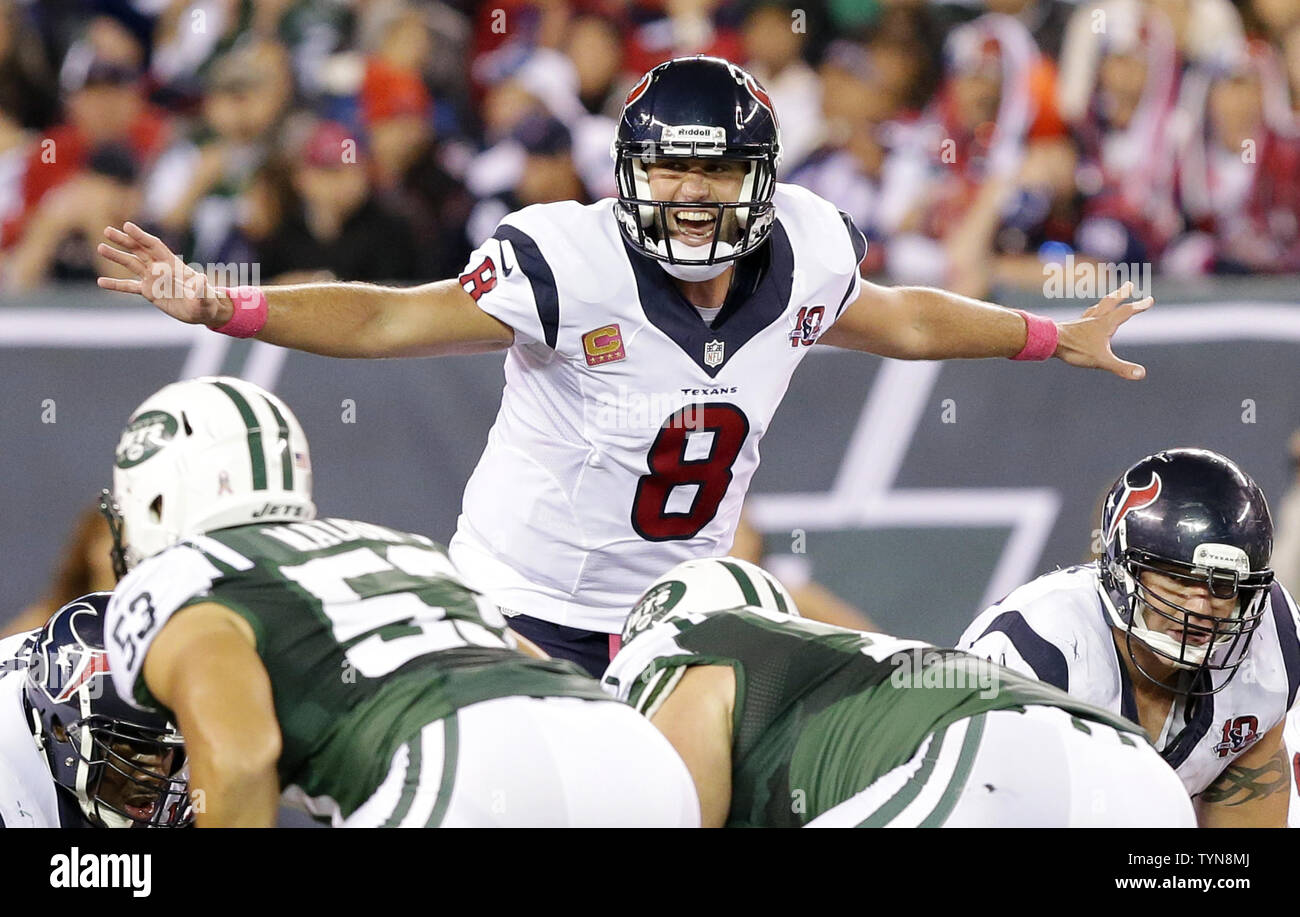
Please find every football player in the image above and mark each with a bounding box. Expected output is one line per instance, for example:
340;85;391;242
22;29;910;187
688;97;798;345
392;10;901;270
100;376;697;827
603;556;1195;827
97;56;1152;677
959;449;1300;827
0;593;190;828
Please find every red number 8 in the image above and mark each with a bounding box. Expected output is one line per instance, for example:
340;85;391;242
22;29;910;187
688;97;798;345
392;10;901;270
631;403;750;541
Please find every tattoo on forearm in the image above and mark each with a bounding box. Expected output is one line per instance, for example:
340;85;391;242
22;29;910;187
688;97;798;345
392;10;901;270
1200;748;1290;806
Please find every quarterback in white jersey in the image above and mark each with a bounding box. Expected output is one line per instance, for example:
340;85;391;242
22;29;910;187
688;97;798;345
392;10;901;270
98;56;1153;676
0;594;189;828
960;450;1300;827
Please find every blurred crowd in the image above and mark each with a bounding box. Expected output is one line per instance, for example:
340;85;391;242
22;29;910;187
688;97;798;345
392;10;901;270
3;0;1300;299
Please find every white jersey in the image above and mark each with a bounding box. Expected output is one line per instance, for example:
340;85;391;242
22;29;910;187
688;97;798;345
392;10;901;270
449;186;866;632
0;631;64;828
957;564;1300;797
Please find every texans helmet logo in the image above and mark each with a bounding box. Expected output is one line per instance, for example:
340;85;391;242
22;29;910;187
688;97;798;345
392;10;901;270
1105;472;1162;544
624;73;651;108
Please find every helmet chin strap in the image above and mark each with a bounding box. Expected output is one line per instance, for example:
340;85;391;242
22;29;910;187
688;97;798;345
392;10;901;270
652;237;736;281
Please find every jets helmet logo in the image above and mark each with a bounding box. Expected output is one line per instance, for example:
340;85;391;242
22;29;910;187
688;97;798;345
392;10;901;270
115;411;179;468
624;580;687;639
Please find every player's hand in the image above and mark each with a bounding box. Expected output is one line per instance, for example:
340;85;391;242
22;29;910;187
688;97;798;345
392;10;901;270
1053;281;1152;380
96;222;232;327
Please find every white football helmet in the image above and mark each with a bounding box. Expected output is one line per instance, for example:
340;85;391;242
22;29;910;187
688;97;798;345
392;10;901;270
622;556;798;644
104;376;316;571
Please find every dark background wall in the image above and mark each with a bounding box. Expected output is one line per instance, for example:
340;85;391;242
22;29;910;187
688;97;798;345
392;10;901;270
3;280;1298;645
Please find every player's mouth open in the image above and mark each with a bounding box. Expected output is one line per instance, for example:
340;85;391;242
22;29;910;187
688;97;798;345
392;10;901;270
124;799;156;819
672;209;718;243
1170;627;1212;646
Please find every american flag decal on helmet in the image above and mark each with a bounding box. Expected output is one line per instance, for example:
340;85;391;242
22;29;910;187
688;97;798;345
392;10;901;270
1106;472;1162;544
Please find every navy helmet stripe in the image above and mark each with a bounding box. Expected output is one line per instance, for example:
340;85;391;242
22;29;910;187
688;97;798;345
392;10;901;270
494;226;559;349
974;610;1069;691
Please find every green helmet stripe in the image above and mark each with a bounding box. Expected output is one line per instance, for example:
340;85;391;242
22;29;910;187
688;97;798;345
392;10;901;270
719;560;761;607
760;570;789;615
379;738;422;827
212;381;267;490
260;394;294;490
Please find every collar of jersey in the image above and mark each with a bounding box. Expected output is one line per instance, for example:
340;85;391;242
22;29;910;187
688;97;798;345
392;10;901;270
622;220;794;378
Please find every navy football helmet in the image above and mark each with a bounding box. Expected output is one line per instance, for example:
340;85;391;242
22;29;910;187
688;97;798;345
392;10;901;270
1097;449;1274;695
23;593;190;827
612;56;781;276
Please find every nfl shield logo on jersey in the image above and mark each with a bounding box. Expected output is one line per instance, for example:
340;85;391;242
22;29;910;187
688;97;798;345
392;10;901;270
704;340;725;367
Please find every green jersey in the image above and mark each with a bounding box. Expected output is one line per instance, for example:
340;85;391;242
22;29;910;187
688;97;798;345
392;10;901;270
106;518;609;819
603;606;1147;827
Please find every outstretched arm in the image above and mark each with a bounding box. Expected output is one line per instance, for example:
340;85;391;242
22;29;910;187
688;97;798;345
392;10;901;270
819;278;1152;381
97;222;514;358
142;602;282;828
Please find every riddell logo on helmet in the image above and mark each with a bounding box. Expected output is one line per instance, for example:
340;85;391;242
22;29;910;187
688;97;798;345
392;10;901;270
661;125;726;143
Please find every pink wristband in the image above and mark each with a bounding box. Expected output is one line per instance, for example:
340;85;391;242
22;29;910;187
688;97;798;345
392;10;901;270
1011;309;1058;361
212;286;268;338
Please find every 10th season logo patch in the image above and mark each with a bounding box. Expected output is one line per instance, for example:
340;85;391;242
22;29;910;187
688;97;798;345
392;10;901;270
583;324;627;366
115;411;179;468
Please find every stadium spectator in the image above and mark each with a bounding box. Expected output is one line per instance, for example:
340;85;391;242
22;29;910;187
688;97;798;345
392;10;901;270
981;0;1073;60
1246;0;1300;41
470;46;615;200
0;105;24;237
787;40;925;274
142;41;294;264
0;0;58;133
4;143;141;291
886;13;1067;296
564;14;628;118
254;120;421;282
1284;22;1300;121
622;0;746;75
1058;0;1181;266
1164;41;1300;275
465;113;591;246
151;0;349;101
1146;0;1245;67
363;60;475;279
1;54;167;250
741;1;821;176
